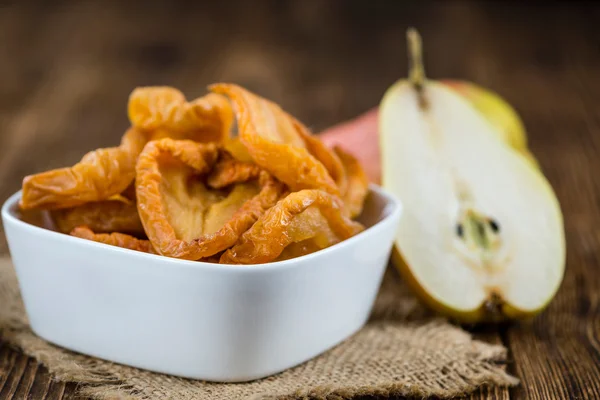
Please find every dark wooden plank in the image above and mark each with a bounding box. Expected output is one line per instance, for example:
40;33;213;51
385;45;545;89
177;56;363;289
12;357;38;399
0;343;18;393
44;379;67;400
466;386;510;400
26;363;53;400
0;351;29;399
59;383;81;400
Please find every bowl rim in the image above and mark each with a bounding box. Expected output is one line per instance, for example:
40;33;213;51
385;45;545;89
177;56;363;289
2;184;401;272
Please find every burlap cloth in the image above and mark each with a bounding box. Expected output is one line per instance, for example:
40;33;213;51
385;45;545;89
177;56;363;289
0;257;518;399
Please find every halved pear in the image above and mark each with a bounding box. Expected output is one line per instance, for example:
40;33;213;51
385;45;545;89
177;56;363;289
380;29;565;322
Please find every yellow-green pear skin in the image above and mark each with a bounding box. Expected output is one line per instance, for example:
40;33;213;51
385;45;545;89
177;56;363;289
380;29;565;323
392;248;546;323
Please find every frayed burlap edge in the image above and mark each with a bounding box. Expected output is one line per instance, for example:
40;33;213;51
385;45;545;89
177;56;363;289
0;258;518;399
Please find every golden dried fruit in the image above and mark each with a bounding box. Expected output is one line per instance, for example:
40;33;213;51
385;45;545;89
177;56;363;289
297;123;347;194
206;151;262;189
274;207;340;261
135;138;283;260
21;88;233;212
210;83;340;194
220;190;364;264
20;83;371;265
71;226;156;254
106;194;133;205
52;200;144;236
20;128;148;210
119;182;138;202
223;137;253;162
334;146;369;218
276;239;324;261
129;87;233;143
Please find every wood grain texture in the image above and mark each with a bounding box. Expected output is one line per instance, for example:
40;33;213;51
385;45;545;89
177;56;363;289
0;0;598;399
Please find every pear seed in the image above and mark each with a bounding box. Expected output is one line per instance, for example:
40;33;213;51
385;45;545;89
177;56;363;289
489;219;500;233
456;223;464;237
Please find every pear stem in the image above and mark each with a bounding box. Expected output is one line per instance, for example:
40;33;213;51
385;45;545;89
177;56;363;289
406;28;427;107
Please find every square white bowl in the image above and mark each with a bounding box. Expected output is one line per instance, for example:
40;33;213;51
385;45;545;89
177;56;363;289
2;185;401;382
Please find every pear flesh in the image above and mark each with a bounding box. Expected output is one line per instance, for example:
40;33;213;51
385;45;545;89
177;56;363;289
442;80;528;150
442;80;539;169
380;80;565;320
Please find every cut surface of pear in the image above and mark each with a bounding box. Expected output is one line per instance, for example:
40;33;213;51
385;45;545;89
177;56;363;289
379;30;565;321
442;80;528;150
442;80;540;170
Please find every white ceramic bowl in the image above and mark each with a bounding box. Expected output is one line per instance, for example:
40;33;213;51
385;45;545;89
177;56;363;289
2;185;401;382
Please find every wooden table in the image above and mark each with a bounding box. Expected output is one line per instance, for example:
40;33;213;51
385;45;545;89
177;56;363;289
1;1;599;398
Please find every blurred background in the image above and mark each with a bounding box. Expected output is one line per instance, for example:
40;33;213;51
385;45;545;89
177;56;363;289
0;0;599;250
1;2;600;398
